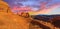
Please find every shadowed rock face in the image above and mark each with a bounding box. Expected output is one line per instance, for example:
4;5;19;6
21;12;30;18
29;20;50;29
51;16;60;28
52;20;60;28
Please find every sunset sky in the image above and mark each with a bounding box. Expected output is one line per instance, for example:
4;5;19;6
3;0;60;15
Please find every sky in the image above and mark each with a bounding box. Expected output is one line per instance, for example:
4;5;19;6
3;0;60;15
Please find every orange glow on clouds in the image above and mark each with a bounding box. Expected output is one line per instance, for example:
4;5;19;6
11;4;60;15
12;6;33;14
29;4;60;15
12;6;32;11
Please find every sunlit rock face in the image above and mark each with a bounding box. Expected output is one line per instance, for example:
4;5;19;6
1;0;60;29
0;0;32;29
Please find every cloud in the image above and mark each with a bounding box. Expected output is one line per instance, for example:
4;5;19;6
3;0;60;15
